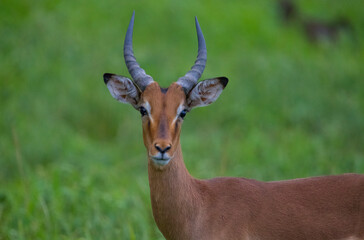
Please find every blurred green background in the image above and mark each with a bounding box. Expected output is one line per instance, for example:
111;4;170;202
1;0;364;239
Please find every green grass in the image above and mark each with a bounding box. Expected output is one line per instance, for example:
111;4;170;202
1;0;364;239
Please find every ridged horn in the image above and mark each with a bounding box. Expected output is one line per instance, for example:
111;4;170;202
124;11;154;91
177;16;207;94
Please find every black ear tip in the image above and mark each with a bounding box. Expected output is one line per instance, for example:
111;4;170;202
219;77;229;88
103;73;113;84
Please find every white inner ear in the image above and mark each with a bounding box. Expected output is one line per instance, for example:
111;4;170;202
187;79;225;108
106;76;140;108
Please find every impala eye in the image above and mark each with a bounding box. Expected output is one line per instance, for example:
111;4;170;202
139;106;148;117
179;109;188;119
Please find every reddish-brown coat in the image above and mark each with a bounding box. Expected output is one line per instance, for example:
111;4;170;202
140;83;364;240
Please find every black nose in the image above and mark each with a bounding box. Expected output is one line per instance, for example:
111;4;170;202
155;144;171;154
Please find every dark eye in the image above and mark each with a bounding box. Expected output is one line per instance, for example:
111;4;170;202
179;109;188;119
139;106;148;117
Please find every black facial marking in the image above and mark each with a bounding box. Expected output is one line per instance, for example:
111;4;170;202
158;118;168;138
160;87;169;94
174;121;179;135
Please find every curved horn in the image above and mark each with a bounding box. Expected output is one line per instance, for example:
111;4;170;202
124;11;154;91
177;16;207;94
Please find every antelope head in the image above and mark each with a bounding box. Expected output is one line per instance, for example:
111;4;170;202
103;12;228;169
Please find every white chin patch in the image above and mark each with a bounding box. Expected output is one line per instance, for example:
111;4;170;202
151;153;171;166
152;158;171;166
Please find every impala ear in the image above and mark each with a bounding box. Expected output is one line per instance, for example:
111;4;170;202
187;77;228;109
103;73;141;109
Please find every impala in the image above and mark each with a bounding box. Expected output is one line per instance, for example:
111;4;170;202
103;12;364;240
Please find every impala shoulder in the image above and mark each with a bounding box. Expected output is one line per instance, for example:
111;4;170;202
201;177;267;201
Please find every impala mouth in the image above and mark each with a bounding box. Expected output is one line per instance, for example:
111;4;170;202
151;156;171;166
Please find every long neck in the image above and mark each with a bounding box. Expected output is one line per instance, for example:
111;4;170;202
148;143;201;239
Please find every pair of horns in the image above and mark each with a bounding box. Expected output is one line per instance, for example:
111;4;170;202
124;11;207;93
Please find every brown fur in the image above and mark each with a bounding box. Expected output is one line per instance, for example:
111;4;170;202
135;82;364;239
